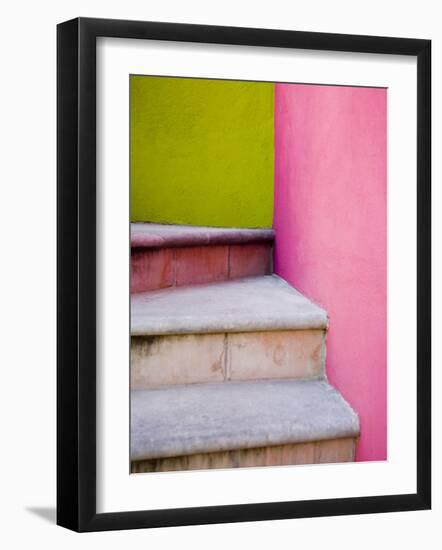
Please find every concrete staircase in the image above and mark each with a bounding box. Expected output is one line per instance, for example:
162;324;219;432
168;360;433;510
130;223;359;473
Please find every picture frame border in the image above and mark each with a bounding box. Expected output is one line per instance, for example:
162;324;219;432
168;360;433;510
57;17;431;532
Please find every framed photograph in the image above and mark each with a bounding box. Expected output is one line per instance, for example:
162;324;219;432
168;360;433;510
57;17;431;532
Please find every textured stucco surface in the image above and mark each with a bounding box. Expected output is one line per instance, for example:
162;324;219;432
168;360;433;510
130;379;359;461
130;76;274;227
130;238;273;293
131;223;274;248
273;83;387;462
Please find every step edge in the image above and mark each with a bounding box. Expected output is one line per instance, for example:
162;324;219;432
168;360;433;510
130;320;328;337
131;223;275;249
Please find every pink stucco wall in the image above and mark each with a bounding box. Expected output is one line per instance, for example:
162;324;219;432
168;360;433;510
274;84;387;461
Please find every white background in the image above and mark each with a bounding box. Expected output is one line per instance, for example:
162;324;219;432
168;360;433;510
0;0;440;548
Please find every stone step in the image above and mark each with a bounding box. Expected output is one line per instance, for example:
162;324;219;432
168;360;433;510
131;222;274;293
131;275;327;336
131;276;328;388
130;378;359;471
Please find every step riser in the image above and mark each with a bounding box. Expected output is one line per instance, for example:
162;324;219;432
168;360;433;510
131;242;272;293
131;437;356;473
131;329;326;389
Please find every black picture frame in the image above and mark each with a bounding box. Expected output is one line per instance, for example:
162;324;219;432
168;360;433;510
57;17;431;532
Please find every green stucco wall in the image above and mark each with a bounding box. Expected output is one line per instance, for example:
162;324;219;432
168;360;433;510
130;76;274;228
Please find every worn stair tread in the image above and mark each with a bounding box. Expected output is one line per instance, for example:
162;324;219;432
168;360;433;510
131;275;328;336
131;222;274;249
131;378;359;461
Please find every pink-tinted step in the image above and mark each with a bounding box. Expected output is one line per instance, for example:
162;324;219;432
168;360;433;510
229;243;272;279
131;248;173;292
131;223;274;293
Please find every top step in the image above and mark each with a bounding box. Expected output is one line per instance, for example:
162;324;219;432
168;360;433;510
131;222;275;249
